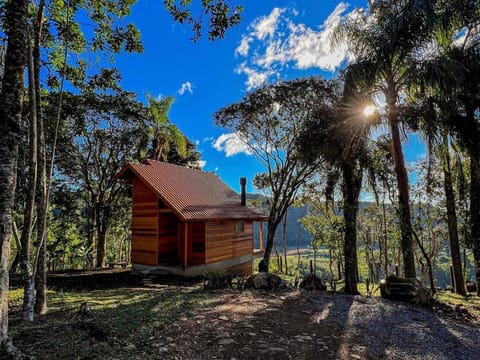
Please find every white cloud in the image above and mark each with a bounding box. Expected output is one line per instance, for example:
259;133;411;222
235;63;273;91
235;35;253;57
177;81;193;95
213;132;253;157
252;7;285;40
188;160;206;169
235;3;354;89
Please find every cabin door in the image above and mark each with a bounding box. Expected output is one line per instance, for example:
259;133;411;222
157;212;179;265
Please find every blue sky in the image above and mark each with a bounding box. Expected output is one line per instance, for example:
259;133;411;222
114;0;426;195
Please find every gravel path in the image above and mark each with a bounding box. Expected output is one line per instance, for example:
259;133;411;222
157;290;480;360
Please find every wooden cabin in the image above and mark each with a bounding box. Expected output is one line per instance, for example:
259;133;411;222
116;159;268;276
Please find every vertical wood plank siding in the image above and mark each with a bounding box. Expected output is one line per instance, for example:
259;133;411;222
157;212;179;263
131;178;158;265
205;220;253;264
178;222;205;266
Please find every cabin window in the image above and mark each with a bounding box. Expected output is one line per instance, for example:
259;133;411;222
158;199;166;209
235;222;245;233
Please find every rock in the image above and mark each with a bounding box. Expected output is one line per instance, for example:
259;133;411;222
299;274;327;291
295;335;312;341
124;344;136;351
218;315;229;321
245;272;289;290
380;275;434;306
216;331;230;338
218;339;235;345
466;281;477;293
260;330;273;334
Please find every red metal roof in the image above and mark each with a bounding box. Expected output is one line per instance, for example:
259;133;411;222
116;159;268;222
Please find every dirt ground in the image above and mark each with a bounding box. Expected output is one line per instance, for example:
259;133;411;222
7;270;480;360
154;290;480;360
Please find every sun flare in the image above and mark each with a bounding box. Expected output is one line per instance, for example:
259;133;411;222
362;104;376;118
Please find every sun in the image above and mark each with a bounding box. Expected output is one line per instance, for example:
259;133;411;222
362;104;377;118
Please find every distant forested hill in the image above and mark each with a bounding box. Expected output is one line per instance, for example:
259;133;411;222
247;193;374;249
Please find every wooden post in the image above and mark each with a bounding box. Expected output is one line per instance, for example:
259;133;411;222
310;259;313;274
259;221;263;250
395;264;399;277
184;222;188;271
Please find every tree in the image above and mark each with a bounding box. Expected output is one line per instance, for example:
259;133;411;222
413;0;479;293
333;0;436;278
56;92;149;268
164;0;243;41
440;134;467;294
0;0;29;353
146;96;186;162
299;178;345;280
297;77;375;294
0;0;246;350
214;77;329;271
18;41;38;322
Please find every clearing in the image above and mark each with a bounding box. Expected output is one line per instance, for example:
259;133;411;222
7;270;480;359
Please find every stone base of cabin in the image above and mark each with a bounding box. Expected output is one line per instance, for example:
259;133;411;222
132;254;254;278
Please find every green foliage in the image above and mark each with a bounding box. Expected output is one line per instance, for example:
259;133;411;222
164;0;243;41
146;95;187;162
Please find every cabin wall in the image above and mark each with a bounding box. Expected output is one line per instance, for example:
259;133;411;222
131;177;158;265
205;220;253;271
178;222;205;266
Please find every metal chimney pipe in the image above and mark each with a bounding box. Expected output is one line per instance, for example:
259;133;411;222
240;177;246;206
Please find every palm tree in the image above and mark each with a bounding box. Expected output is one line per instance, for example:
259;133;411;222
416;0;480;293
146;96;186;162
332;0;435;278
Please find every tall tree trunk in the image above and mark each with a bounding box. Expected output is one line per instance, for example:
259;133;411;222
9;221;21;273
413;230;436;293
388;95;416;278
85;205;96;268
382;201;389;276
95;205;110;268
342;161;362;295
0;0;28;351
470;152;480;296
34;0;47;315
260;218;281;272
441;135;466;295
282;211;288;274
20;40;38;322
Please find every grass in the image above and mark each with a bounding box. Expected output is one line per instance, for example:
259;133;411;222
8;285;213;359
437;290;480;318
